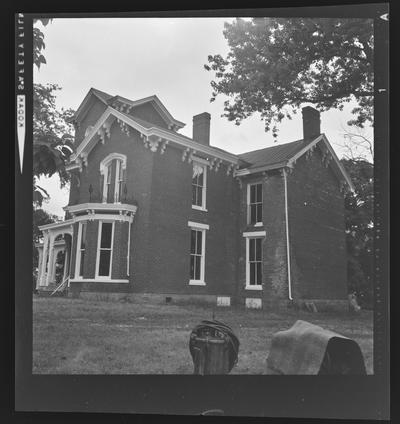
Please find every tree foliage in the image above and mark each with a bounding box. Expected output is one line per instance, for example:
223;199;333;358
341;158;374;308
33;19;75;205
205;18;373;137
33;18;52;69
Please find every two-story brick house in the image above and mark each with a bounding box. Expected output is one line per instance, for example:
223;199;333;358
36;88;354;309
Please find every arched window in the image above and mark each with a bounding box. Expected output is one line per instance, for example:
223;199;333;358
99;153;127;203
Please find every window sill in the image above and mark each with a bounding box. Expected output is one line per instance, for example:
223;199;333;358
192;205;208;212
189;280;206;286
69;278;129;284
245;285;263;290
254;222;263;227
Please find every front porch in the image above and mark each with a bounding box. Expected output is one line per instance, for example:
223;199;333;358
36;220;74;294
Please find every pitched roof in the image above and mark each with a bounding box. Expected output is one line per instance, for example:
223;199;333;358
91;87;114;103
238;138;314;169
72;88;184;129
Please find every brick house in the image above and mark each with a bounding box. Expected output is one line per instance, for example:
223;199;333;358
36;88;354;309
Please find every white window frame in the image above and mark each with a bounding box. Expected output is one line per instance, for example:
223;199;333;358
188;221;209;285
247;182;263;226
115;159;125;203
99;153;127;204
95;220;115;279
243;231;266;290
75;221;87;279
192;161;207;211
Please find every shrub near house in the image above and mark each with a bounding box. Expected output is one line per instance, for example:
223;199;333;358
36;89;354;310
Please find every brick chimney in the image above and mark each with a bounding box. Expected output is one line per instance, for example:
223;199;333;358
302;106;321;140
193;112;211;146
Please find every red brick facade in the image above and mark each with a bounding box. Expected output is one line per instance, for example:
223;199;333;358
57;90;351;309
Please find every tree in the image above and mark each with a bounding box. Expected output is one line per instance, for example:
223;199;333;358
205;18;373;137
341;158;374;308
33;19;75;205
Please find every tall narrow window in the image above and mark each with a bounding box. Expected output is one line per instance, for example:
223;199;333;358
104;162;112;203
248;183;263;225
115;159;125;203
100;153;127;204
190;229;203;281
76;222;87;278
192;162;207;210
188;221;208;285
97;222;114;277
248;238;262;286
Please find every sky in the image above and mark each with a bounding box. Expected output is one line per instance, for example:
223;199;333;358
34;17;371;217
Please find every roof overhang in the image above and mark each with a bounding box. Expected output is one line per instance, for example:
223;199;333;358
64;202;137;216
39;219;75;232
69;106;239;166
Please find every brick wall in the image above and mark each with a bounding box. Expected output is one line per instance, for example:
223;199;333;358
145;145;240;296
237;172;288;305
287;146;347;300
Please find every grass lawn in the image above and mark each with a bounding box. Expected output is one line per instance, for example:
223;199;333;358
33;296;373;374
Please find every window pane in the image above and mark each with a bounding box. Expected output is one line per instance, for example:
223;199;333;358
197;187;203;207
98;250;111;276
256;238;262;261
250;204;257;224
79;251;85;276
196;230;202;254
256;262;262;285
101;223;112;248
190;255;195;279
256;184;262;202
193;164;203;182
190;230;196;254
249;238;255;261
80;223;87;249
257;204;262;223
195;256;201;280
106;163;112;183
192;185;197;205
250;185;256;203
197;170;203;186
250;262;255;285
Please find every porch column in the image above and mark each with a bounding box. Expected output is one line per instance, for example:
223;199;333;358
39;231;49;286
50;247;60;283
36;247;43;289
63;246;69;281
45;234;55;286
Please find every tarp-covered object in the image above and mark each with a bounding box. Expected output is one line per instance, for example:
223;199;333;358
266;320;366;375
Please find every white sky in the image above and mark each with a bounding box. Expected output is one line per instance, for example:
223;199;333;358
34;17;372;217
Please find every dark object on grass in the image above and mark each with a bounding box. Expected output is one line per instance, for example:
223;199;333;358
189;320;239;375
266;320;366;375
165;296;172;304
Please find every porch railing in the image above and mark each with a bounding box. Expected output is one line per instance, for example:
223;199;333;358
50;277;69;296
